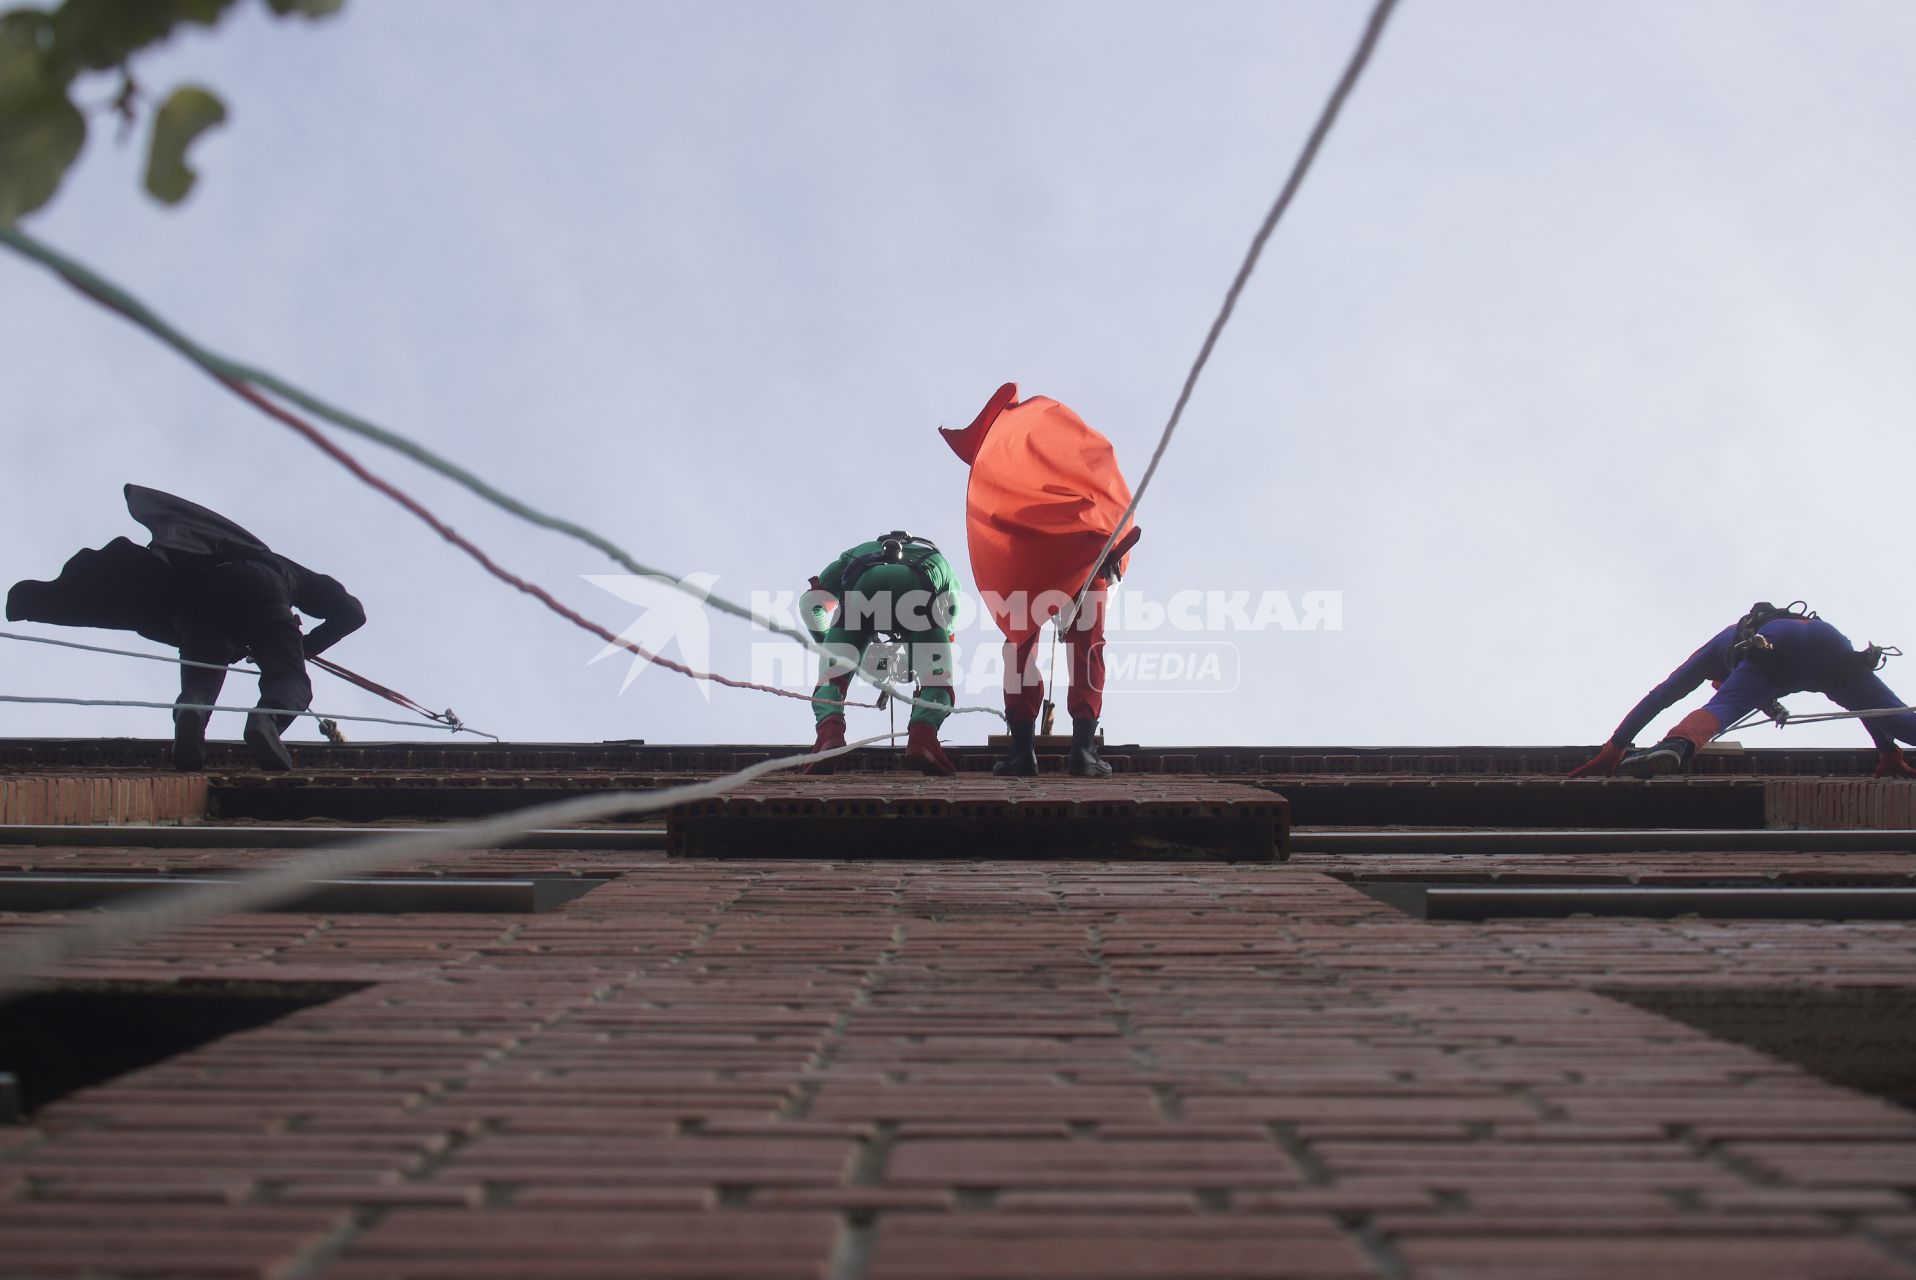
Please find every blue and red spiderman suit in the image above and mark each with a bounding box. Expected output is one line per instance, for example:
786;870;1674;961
1571;614;1916;778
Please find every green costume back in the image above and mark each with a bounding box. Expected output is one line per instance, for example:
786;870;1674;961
808;537;958;727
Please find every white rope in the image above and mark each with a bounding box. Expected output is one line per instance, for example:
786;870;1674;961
1715;701;1916;746
0;628;492;738
1061;0;1401;631
0;731;898;996
0;231;995;728
1718;708;1769;737
1734;704;1916;730
0;628;246;675
0;694;498;740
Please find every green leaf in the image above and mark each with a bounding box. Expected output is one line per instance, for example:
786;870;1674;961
43;0;243;76
0;21;85;223
144;83;225;205
263;0;344;17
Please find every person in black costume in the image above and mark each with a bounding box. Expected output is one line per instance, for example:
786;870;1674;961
7;485;364;772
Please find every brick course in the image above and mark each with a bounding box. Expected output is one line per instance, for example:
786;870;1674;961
2;757;1916;1276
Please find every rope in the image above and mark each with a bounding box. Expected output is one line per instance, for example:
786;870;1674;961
1061;0;1401;629
0;629;484;736
1718;708;1769;737
0;628;248;676
1729;704;1916;731
0;731;896;997
309;655;460;729
211;369;875;709
1041;629;1060;736
0;693;498;738
0;224;1000;725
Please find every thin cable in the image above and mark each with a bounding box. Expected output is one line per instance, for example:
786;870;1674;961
1740;704;1916;729
1;628;477;734
0;628;245;676
0;224;999;724
0;731;896;997
1714;703;1916;743
1717;709;1769;737
0;693;498;738
208;367;871;709
1063;0;1401;627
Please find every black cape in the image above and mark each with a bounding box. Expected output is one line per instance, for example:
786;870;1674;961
7;485;364;655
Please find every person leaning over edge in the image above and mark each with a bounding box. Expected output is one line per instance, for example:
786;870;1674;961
799;531;959;777
7;484;365;772
1568;601;1916;780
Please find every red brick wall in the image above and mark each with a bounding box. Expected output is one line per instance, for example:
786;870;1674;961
0;773;208;826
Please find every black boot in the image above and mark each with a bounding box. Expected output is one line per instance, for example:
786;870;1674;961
172;710;208;773
244;711;295;773
1618;735;1695;778
1068;717;1112;778
992;718;1038;777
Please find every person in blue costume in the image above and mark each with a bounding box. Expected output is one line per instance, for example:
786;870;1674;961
1569;602;1916;779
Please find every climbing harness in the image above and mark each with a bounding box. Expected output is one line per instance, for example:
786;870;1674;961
1860;644;1902;673
1729;600;1815;664
833;534;954;640
1716;611;1903;736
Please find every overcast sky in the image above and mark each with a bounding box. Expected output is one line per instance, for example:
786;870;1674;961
4;0;1914;751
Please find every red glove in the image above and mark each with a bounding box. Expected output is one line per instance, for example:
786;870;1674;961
1874;748;1916;779
1568;742;1626;778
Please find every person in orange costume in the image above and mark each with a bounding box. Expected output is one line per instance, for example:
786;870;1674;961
941;383;1139;778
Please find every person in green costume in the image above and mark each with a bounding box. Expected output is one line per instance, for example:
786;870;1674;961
801;532;959;776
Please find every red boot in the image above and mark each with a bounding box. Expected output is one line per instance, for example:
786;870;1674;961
1668;708;1721;751
903;720;957;777
1874;748;1916;779
802;716;848;775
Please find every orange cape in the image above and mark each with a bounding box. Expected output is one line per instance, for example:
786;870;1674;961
941;383;1136;644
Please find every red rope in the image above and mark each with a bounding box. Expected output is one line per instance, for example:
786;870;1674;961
217;374;870;706
309;654;442;719
58;272;870;708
